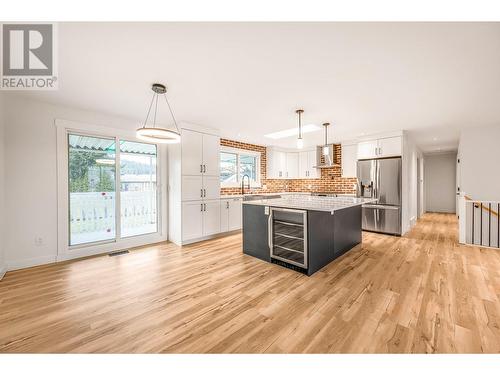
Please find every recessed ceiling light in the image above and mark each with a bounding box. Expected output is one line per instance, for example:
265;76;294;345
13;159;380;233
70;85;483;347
264;124;322;139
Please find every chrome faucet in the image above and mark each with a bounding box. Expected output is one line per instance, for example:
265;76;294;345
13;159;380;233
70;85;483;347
241;174;251;195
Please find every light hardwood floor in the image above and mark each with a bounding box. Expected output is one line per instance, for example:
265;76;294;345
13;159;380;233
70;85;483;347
1;213;500;353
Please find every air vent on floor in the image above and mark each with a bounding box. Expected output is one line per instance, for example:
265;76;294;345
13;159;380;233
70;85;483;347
109;250;129;257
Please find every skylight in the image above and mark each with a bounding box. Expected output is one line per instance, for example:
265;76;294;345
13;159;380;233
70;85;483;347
264;124;322;139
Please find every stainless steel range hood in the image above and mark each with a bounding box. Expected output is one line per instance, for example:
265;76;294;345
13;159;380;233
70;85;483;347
314;144;338;168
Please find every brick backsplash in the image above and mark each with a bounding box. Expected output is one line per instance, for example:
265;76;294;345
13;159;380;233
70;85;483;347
220;139;357;195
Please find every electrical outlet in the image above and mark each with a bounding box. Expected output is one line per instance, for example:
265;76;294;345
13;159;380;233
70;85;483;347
35;237;44;246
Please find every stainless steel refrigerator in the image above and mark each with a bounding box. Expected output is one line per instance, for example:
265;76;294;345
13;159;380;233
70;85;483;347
357;157;401;235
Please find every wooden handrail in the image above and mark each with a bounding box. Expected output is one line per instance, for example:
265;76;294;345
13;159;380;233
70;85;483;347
464;195;499;218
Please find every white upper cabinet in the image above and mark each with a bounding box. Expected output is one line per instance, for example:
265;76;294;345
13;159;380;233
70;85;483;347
341;143;358;178
378;136;402;158
357;140;379;159
181;129;203;175
285;153;299;178
299;152;309;178
267;148;287;179
298;150;320;179
357;136;402;159
202;134;220;176
268;147;319;179
181;129;220;176
307;150;320;178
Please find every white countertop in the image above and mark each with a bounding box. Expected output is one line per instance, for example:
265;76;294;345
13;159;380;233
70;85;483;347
242;194;377;213
221;192;356;199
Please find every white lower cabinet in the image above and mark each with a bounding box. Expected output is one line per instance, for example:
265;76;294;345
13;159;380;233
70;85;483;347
220;198;243;232
181;199;221;241
202;200;221;236
181;201;204;241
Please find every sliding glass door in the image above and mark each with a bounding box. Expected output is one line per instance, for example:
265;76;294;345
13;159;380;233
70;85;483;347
119;140;157;238
68;133;158;247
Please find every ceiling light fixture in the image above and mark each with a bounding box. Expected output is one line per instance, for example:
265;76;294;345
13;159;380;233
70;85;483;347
136;83;181;144
296;109;304;149
322;122;331;156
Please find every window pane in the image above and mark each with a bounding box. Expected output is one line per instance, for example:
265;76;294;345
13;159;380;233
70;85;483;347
120;141;157;238
220;152;238;183
240;154;257;182
68;134;116;246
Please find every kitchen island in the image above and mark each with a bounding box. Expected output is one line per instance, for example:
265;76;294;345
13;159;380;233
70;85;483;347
242;194;376;276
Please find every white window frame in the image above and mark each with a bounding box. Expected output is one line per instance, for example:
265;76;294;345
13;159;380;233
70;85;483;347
56;119;168;262
220;146;261;188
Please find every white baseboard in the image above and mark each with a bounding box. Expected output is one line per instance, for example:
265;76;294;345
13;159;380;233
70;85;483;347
181;229;242;245
0;263;7;281
7;255;57;271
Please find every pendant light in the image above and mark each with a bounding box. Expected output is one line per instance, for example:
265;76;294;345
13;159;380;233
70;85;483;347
296;109;304;149
322;122;330;156
136;83;181;144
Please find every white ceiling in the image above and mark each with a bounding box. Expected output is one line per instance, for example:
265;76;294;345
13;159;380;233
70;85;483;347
19;22;500;153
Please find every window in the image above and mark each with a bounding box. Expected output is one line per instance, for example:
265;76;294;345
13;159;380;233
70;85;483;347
220;147;261;187
68;133;158;246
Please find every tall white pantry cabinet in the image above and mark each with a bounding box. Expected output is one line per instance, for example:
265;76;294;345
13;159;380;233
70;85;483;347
168;125;221;245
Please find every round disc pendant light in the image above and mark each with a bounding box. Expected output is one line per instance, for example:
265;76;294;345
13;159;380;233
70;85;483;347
136;83;181;144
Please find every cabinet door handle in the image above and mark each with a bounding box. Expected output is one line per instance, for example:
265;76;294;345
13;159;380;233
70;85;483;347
226;201;229;209
200;189;203;198
204;203;207;211
200;164;203;173
203;165;206;173
204;189;206;197
200;203;203;212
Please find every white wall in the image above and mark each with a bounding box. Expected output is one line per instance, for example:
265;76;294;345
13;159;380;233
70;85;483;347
0;93;6;279
424;152;457;213
2;95;165;270
458;125;500;201
402;132;423;234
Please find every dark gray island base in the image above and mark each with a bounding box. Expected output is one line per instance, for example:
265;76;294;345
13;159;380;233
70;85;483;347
242;198;365;276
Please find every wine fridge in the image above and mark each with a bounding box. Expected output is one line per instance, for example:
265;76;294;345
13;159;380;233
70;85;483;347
268;207;308;269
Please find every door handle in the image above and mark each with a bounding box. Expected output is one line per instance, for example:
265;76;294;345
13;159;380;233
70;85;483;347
203;165;206;173
200;203;203;212
204;189;206;197
200;164;203;173
268;209;273;251
200;189;203;198
226;201;229;209
204;203;206;211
